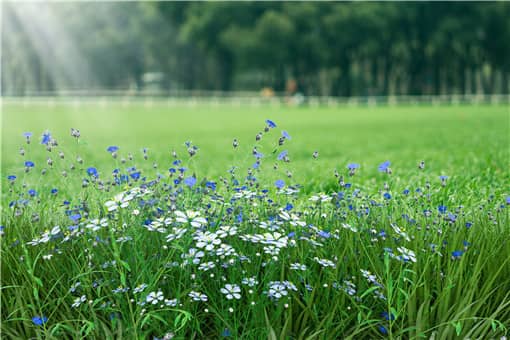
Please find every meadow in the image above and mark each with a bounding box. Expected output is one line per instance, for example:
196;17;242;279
1;101;509;339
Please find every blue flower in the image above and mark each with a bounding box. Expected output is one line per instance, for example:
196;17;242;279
28;189;37;197
51;188;58;195
252;162;260;169
277;150;288;161
184;176;197;188
130;171;141;180
25;161;35;168
23;132;33;138
318;230;331;238
284;203;293;211
439;175;448;181
383;192;391;200
32;315;48;326
41;131;51;145
377;325;388;335
281;130;291;140
205;181;216;191
347;163;360;170
221;328;232;337
87;167;98;177
378;161;391;172
438;205;447;214
506;196;510;205
7;175;16;181
254;151;264;159
107;146;119;153
403;188;410;195
275;179;285;189
451;250;463;259
381;311;395;321
69;213;81;222
265;119;277;128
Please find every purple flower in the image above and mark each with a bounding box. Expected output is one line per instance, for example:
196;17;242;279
347;163;360;170
281;131;291;140
506;196;510;205
23;132;33;138
32;315;48;326
277;150;288;161
265;119;277;128
275;179;285;189
184;176;197;188
378;161;391;172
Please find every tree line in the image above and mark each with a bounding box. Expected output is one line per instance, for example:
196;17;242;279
2;2;509;96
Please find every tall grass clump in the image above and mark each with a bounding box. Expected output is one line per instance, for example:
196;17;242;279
1;120;509;339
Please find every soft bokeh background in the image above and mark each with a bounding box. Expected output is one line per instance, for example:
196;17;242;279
1;1;509;189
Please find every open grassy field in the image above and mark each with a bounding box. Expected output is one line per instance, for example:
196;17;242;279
1;101;509;338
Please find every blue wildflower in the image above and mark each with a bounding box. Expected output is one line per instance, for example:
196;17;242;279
32;315;48;326
277;150;288;161
465;222;472;228
284;203;293;211
318;230;331;238
438;205;447;214
130;172;141;180
7;175;16;181
51;188;58;195
28;189;37;197
184;176;196;188
23;132;33;138
347;163;360;170
252;162;260;169
403;188;410;195
265;119;277;128
221;328;232;337
205;181;216;191
87;167;98;177
25;161;35;168
506;196;510;205
41;131;51;145
378;160;391;172
281;130;291;140
275;179;285;189
451;250;463;259
381;311;395;321
107;146;119;153
383;192;391;200
69;213;81;222
377;325;388;335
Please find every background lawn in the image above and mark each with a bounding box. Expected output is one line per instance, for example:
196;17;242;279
2;102;508;193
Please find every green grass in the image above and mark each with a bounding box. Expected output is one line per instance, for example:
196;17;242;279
1;101;509;339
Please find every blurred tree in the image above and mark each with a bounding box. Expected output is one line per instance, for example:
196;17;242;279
2;2;509;96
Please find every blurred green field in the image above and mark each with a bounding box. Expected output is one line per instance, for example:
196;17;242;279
2;101;509;191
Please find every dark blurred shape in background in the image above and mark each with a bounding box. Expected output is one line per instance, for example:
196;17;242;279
2;2;509;96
